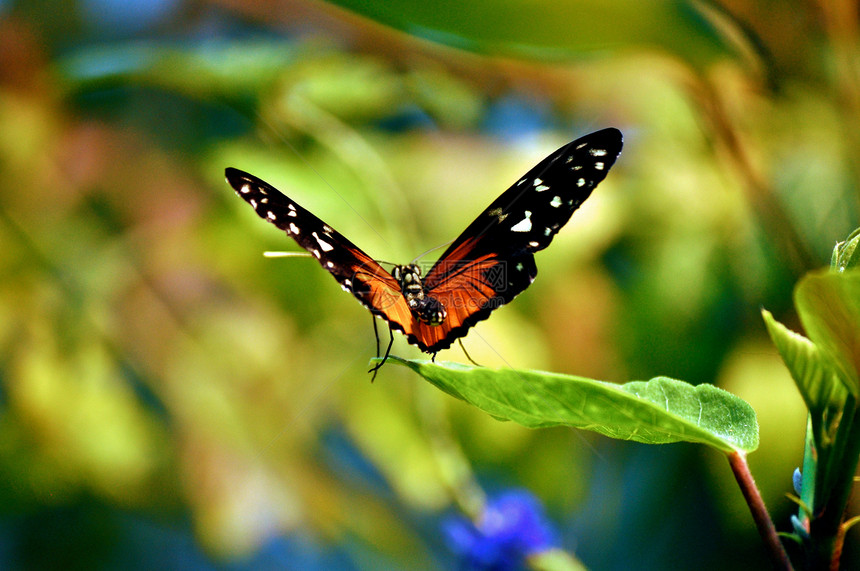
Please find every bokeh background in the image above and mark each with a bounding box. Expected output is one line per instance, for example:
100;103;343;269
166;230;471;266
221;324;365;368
1;0;858;569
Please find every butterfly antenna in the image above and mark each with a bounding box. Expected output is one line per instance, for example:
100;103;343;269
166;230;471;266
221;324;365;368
263;251;313;258
458;339;481;366
410;240;454;265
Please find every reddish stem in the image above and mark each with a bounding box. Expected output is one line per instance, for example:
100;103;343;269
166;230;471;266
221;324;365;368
727;451;794;570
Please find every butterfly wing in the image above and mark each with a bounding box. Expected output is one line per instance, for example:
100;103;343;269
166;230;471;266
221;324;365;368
226;127;622;356
225;168;412;328
416;128;623;352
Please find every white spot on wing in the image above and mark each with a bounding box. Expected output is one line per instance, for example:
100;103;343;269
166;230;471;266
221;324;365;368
510;210;533;232
533;178;543;186
590;148;607;157
528;240;540;248
549;196;562;208
576;178;586;187
312;231;334;252
239;184;252;194
594;161;605;170
535;184;550;192
326;261;334;268
249;199;257;208
267;211;277;221
289;222;299;234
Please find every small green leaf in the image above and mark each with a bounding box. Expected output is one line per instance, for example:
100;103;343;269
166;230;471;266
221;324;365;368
795;270;860;396
385;357;758;453
761;308;847;415
831;227;860;271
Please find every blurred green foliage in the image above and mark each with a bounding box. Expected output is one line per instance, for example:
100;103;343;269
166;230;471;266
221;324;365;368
0;0;858;569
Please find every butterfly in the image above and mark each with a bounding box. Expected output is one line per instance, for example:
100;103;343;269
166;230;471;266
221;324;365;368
226;128;622;376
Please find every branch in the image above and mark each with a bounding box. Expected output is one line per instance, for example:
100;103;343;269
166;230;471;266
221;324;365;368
728;451;794;570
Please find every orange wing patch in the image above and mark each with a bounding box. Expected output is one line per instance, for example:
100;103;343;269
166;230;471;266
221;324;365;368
354;255;503;353
409;257;503;352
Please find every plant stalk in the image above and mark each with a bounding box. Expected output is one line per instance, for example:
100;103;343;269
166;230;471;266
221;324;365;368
806;395;860;570
728;451;793;570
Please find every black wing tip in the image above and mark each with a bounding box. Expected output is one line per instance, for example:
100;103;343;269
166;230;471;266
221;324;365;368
587;127;624;152
225;167;252;184
225;168;274;195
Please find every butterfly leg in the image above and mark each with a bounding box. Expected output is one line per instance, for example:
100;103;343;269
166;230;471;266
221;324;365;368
368;323;394;382
372;315;380;359
457;338;481;367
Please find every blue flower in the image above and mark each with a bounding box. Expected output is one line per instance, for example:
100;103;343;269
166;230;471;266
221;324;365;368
793;468;802;496
443;489;559;571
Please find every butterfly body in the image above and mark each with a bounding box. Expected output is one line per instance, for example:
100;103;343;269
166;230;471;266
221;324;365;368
226;127;622;357
391;264;447;326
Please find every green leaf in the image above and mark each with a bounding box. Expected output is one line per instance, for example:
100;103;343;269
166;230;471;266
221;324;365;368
385;357;758;453
763;308;843;508
761;308;847;416
326;0;734;67
831;227;860;271
795;270;860;396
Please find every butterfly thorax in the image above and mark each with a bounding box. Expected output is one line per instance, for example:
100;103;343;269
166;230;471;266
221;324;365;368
391;264;447;326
